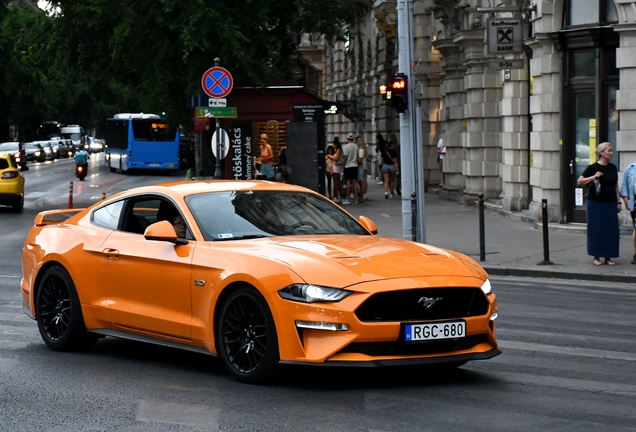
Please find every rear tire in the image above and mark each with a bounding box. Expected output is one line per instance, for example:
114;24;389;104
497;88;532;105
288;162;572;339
217;287;279;383
36;266;97;351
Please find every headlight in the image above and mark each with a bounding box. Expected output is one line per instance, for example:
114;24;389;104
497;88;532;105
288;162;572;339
278;284;351;303
481;279;492;295
35;151;41;156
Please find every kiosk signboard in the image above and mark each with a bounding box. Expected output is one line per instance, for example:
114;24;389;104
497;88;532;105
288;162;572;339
228;121;255;180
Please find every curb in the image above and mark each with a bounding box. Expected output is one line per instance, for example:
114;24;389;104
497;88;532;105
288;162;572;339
483;266;636;283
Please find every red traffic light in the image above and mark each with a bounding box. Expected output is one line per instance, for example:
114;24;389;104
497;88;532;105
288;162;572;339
387;74;408;113
389;79;406;90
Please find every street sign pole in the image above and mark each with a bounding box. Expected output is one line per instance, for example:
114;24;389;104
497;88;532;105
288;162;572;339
213;58;224;179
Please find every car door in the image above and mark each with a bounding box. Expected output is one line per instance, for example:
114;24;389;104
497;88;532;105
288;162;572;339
98;196;194;340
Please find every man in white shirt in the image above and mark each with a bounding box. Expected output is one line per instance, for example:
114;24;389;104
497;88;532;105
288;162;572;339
342;132;359;204
436;128;446;185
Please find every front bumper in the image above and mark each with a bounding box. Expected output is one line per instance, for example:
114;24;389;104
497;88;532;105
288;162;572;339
271;277;499;366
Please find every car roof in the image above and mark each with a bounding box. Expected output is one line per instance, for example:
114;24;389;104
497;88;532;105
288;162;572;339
115;180;314;200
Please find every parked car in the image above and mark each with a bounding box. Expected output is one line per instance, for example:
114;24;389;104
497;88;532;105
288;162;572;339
37;140;56;160
23;142;46;163
49;139;73;158
0;153;25;211
20;180;500;383
0;142;27;170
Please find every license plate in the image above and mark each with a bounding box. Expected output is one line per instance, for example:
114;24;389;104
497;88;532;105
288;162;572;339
404;320;465;342
148;163;160;167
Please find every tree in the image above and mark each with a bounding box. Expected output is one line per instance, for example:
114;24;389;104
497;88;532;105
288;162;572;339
49;0;357;124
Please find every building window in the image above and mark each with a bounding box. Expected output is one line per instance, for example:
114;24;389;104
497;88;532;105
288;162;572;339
567;0;618;26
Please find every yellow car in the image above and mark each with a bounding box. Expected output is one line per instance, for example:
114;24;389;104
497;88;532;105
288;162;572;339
0;153;25;212
21;180;499;383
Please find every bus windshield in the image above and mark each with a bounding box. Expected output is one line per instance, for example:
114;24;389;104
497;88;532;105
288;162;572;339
132;119;175;141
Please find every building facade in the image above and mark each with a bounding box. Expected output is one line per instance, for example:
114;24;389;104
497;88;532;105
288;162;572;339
298;0;636;226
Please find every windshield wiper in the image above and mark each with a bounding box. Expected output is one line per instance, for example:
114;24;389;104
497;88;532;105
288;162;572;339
212;234;270;241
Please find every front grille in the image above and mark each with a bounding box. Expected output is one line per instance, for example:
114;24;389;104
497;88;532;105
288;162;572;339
355;288;488;322
338;334;488;356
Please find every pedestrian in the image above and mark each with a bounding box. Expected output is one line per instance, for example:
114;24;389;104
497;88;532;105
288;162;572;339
577;142;620;266
620;159;636;264
325;145;335;199
388;134;401;196
437;128;446;185
341;132;359;204
375;133;387;184
257;133;274;180
327;138;344;203
356;137;368;203
381;138;399;199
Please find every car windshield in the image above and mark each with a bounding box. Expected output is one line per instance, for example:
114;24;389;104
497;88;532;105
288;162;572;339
24;143;41;149
0;143;19;151
186;191;369;241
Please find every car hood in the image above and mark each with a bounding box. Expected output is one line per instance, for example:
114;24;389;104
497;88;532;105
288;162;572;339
235;235;487;288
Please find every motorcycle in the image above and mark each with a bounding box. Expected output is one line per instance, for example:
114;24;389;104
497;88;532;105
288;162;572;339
75;163;87;181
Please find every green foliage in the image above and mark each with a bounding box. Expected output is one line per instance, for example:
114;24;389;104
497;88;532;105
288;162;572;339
1;0;356;139
51;0;356;122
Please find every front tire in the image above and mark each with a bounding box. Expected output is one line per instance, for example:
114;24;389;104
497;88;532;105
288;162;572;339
36;266;97;351
217;287;279;383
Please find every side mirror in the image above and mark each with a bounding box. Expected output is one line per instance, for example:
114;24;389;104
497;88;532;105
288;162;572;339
144;220;188;245
358;215;378;235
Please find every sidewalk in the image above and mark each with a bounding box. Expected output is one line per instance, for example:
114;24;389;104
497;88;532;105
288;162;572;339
344;178;636;283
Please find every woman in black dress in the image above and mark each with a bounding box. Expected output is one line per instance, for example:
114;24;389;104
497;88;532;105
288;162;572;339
577;142;621;266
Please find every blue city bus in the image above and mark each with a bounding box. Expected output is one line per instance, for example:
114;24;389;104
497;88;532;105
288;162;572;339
104;113;180;172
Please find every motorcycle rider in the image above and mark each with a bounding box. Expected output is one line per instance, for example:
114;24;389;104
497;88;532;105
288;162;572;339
74;148;89;180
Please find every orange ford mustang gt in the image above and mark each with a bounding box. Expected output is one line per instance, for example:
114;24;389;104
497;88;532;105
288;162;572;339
21;180;500;383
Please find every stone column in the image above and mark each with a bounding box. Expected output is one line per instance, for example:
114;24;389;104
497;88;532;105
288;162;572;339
526;35;562;221
456;30;502;204
500;66;530;211
433;40;466;201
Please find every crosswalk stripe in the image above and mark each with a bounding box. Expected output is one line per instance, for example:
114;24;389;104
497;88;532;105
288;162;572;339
0;312;31;323
498;340;636;362
0;340;30;350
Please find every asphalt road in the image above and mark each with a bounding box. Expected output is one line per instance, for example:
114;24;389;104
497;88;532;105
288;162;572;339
0;158;635;431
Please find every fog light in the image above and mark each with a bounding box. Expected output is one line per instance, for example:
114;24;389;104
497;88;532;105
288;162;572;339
295;320;349;332
490;313;498;321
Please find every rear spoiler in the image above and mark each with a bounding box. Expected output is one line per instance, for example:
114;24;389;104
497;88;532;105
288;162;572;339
34;209;85;227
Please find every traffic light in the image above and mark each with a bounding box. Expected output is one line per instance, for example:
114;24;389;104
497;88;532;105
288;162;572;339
387;73;408;113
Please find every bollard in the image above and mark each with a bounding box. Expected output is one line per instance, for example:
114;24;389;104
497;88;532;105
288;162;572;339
538;199;553;265
478;193;485;262
411;192;417;242
68;181;74;209
102;192;106;200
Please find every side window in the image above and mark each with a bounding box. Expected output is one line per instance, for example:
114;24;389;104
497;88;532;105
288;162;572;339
121;199;162;234
93;200;123;229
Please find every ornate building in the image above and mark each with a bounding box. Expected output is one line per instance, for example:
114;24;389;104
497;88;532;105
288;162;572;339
299;0;636;226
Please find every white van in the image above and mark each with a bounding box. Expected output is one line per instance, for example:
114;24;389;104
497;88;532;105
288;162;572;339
60;125;84;149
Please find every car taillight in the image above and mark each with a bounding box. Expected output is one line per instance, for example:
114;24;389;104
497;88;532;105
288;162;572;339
2;171;19;179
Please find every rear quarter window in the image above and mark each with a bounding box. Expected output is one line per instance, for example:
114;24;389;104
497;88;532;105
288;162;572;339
0;158;9;170
93;200;124;229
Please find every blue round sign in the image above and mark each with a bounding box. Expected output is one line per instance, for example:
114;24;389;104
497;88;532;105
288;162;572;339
201;67;233;98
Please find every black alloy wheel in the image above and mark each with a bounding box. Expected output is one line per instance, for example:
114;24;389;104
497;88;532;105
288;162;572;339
36;266;97;351
217;287;279;383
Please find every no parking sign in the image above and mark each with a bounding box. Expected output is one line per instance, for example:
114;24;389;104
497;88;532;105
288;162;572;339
201;67;234;98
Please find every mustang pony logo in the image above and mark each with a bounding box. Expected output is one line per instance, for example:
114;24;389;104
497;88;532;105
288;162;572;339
418;296;442;309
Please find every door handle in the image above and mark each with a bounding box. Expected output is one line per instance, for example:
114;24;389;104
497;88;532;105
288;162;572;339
102;248;119;259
